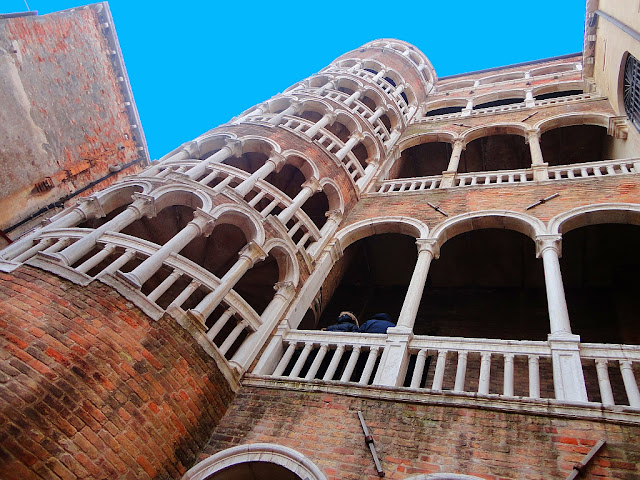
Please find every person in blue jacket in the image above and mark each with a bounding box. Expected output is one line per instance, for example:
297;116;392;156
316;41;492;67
325;311;359;332
358;313;395;333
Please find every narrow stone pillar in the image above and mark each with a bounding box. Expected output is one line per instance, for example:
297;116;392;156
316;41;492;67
384;128;402;149
527;129;545;166
343;90;362;107
305;112;336;139
269;103;300;126
396;239;438;330
372;69;387;82
440;139;465;188
234;152;286;197
537;235;588;402
52;195;155;266
307;209;343;258
121;210;216;288
503;353;515;396
184;139;243;180
188;242;267;324
277;177;322;225
525;90;535;107
369;106;385;124
335;132;364;161
594;358;615;406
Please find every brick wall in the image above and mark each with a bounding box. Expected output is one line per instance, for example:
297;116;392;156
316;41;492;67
0;266;236;480
203;384;640;480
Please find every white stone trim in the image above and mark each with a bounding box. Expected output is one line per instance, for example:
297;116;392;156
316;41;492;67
182;443;328;480
334;216;429;250
547;203;640;235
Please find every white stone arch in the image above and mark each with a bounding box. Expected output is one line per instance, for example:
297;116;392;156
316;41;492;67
436;79;475;92
332;75;365;93
235;135;282;158
281;149;321;181
478;70;526;85
472;88;527;107
335;216;429;250
150;184;213;214
461;122;529;144
405;474;487;480
547;203;640;236
210;203;266;247
318;178;345;213
182;443;327;480
422;97;468;112
91;180;152;215
263;238;300;287
296;98;335;118
430;210;546;250
381;67;405;89
360;131;381;163
359;86;386;111
534;112;613;134
529;62;577;77
399;131;459;153
265;96;296;114
331;109;363;139
307;74;332;89
361;58;386;74
194;132;238;159
532;80;585;97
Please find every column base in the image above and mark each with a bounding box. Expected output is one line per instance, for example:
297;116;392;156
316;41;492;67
548;333;588;403
116;270;143;289
532;163;549;181
38;251;70;265
373;329;413;387
440;171;457;188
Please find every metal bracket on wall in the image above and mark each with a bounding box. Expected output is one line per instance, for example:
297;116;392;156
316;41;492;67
357;411;385;477
526;193;559;210
565;439;606;480
427;202;449;217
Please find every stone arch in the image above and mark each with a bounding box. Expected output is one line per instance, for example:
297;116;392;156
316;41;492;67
194;133;237;160
361;58;385;74
307;75;332;88
335;216;429;250
319;178;345;213
461;123;529;144
430;210;546;250
436;79;475;92
534;112;613;134
182;443;328;480
529;62;577;77
281;150;320;181
423;98;468;111
296;99;334;121
547;203;640;236
210;203;266;247
532;80;584;98
333;76;365;94
472;89;526;108
151;184;212;213
91;181;150;215
263;238;300;286
327;110;361;143
478;71;526;85
399;131;458;152
265;96;296;114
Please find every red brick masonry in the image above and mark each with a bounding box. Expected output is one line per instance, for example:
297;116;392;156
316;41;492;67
0;267;236;480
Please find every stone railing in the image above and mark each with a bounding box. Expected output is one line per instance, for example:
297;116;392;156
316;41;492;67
144;161;322;254
255;330;640;409
322;90;391;143
6;229;263;364
369;158;639;195
580;343;640;407
547;158;638;180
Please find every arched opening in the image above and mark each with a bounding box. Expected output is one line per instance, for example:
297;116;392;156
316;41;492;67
425;105;464;117
203;461;302;480
392;142;452;178
223;151;269;176
352;142;369;168
459;134;531;173
437;79;475;92
264;163;305;201
313;233;417;329
298;109;323;123
540;125;619;166
301;189;330;229
379;114;392;132
422;229;547;340
234;251;279;316
473;96;525;109
326;121;351;143
560;224;640;345
535;89;583;101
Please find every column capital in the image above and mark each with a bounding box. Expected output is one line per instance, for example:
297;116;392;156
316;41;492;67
302;176;322;193
536;234;562;258
239;241;267;264
325;112;337;124
325;209;343;222
267;152;287;172
75;196;105;219
416;238;439;258
452;138;466;150
352;131;365;142
130;193;156;218
224;139;244;158
273;281;296;298
193;209;218;237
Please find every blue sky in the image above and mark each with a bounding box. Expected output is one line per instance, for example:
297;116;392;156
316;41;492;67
4;1;587;160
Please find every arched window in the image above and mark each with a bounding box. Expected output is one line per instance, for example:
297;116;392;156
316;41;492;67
623;53;640;132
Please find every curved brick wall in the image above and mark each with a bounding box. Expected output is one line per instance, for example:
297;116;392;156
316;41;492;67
0;267;236;480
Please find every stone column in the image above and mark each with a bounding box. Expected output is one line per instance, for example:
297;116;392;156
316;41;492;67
384;128;402;149
441;139;465;188
269;103;300;125
536;234;588;402
120;209;216;288
307;209;342;258
527;129;549;181
188;242;267;324
336;132;364;161
184;139;243;180
230;281;296;371
396;239;438;330
305;112;336;139
277;177;322;225
372;69;387;82
343;90;362;107
234;152;286;197
51;194;155;266
1;196;103;261
369;106;386;124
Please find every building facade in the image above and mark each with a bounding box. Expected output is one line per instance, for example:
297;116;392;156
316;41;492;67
1;1;640;479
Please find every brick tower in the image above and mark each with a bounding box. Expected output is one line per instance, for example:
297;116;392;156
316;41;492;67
2;2;640;479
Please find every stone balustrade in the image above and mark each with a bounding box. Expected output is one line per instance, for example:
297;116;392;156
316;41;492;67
547;158;638;180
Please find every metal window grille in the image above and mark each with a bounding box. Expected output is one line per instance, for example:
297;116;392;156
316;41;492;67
623;54;640;132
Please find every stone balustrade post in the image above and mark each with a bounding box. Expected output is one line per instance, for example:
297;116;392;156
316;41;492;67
277;177;322;225
188;241;267;324
184;140;243;180
269;103;300;125
234;152;286;197
336;132;364;161
305;113;336;139
120;209;216;288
